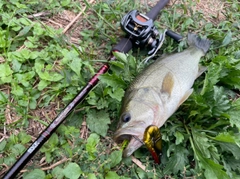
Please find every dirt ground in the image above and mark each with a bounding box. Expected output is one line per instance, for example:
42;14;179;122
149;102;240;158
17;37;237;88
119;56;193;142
44;0;226;44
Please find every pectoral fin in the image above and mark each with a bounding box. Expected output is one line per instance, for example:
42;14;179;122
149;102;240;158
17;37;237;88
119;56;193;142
161;72;174;97
178;89;193;107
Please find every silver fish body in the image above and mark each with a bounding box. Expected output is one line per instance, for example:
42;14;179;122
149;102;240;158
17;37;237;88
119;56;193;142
113;34;211;157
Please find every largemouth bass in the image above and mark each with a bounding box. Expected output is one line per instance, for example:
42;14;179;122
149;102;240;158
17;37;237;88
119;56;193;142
113;33;211;157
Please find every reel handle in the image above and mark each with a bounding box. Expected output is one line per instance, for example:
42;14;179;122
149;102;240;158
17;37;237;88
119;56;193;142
146;0;170;20
166;29;183;42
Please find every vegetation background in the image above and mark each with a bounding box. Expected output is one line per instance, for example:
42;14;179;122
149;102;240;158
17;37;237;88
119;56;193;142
0;0;239;178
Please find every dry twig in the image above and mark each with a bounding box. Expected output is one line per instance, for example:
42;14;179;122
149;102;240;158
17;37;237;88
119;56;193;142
62;0;95;34
19;157;70;173
41;157;70;171
131;156;146;171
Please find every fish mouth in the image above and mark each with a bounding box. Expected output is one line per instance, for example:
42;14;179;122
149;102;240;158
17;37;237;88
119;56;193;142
114;134;132;144
113;130;144;157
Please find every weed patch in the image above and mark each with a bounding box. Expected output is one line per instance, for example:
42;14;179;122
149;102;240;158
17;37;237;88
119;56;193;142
0;0;240;179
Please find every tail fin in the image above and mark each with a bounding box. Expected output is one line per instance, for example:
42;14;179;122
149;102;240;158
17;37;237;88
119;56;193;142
187;33;211;54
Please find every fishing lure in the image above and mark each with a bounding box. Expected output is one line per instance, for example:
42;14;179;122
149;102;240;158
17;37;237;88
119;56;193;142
143;125;162;164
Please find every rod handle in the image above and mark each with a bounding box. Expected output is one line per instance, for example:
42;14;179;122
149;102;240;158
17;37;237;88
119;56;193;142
112;38;133;53
146;0;170;21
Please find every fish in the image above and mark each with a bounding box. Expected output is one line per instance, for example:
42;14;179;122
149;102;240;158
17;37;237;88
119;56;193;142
113;33;211;157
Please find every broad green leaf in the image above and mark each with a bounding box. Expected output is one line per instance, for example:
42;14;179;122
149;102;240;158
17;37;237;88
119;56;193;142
38;80;50;91
61;0;71;6
86;133;100;151
86;133;100;160
52;166;64;179
112;51;127;63
23;169;46;179
48;133;59;148
164;145;189;174
221;31;232;47
10;49;32;61
109;150;122;168
18;17;32;26
3;155;16;166
0;63;13;83
223;156;240;176
45;151;52;163
216;138;240;159
86;110;111;137
174;131;184;145
214;132;236;143
24;41;38;48
228;103;240;130
0;140;7;152
107;87;125;102
201;58;225;95
87;173;97;179
105;171;120;179
128;55;137;70
99;73;126;89
109;61;125;70
235;50;240;59
0;30;10;48
35;59;63;82
136;167;147;179
63;162;82;179
17;26;32;37
19;132;31;144
14;71;35;87
0;1;3;8
11;144;25;157
211;86;230;116
0;90;8;103
68;57;82;76
192;130;211;158
29;98;37;109
18;99;29;107
222;157;240;179
184;17;194;26
11;59;22;72
11;84;24;96
33;23;45;36
220;68;240;89
197;154;229;179
29;51;41;59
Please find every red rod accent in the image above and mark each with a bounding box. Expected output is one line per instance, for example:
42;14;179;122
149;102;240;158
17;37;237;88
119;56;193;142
89;64;110;86
149;149;160;164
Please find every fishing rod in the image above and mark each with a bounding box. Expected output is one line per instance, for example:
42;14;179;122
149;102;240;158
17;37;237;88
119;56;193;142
3;0;180;178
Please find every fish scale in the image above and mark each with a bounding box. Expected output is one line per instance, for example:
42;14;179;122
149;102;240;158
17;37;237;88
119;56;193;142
114;33;211;157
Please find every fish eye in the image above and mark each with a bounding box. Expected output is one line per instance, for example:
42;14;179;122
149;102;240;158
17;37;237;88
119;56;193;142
121;112;131;123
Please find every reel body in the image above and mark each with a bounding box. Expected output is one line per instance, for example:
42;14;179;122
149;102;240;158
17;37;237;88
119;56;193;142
121;10;162;55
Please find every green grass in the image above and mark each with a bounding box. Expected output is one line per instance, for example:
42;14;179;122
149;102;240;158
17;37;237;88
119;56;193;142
0;0;240;178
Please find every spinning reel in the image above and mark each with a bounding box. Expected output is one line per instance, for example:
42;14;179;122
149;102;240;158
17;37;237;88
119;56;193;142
121;10;164;55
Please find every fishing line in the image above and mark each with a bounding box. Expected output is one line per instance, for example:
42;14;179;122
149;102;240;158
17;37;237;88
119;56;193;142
132;135;145;145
